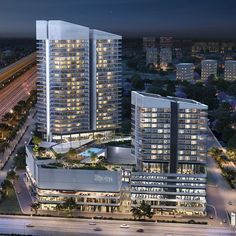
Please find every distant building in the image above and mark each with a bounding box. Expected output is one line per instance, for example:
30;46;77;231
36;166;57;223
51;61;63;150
160;37;173;48
176;63;194;81
160;48;172;68
143;37;156;52
220;42;234;54
224;60;236;81
201;60;217;80
191;42;207;54
146;48;158;67
131;91;208;215
207;42;219;53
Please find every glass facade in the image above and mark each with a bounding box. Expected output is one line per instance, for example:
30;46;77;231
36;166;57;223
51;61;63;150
95;39;122;130
37;39;90;139
131;92;208;215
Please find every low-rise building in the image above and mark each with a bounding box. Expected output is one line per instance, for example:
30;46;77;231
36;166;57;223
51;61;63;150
146;48;158;67
160;48;172;69
224;60;236;81
201;60;217;80
26;145;123;213
176;63;194;81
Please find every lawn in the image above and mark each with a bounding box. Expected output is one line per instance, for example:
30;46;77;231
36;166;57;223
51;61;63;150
0;187;22;213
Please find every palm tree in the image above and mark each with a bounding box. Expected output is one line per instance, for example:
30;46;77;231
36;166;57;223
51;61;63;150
31;202;40;215
62;198;77;215
1;179;12;197
55;203;64;216
131;206;142;220
6;170;18;183
131;200;154;220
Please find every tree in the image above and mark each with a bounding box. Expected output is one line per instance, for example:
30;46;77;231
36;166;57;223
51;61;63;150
131;206;142;220
6;170;18;182
32;135;42;146
67;148;77;160
131;74;144;90
62;198;77;215
14;146;26;169
228;134;236;149
131;200;154;220
139;200;154;219
208;147;223;159
1;179;12;197
55;203;64;216
31;202;40;214
90;152;98;166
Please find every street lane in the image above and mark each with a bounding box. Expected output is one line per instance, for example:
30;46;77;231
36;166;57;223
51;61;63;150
0;66;37;118
0;216;234;236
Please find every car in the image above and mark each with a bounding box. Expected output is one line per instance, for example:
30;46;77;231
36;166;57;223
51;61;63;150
95;215;102;219
228;201;233;205
137;228;144;233
209;215;214;219
223;219;227;223
94;227;102;231
26;224;34;228
89;222;96;225
120;224;129;228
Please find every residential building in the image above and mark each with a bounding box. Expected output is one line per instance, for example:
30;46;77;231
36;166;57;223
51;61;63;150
160;37;173;48
90;30;122;131
143;37;156;52
191;42;207;54
224;60;236;81
36;20;122;142
176;63;194;81
201;60;217;80
146;48;158;67
160;48;172;69
207;42;220;53
131;91;208;215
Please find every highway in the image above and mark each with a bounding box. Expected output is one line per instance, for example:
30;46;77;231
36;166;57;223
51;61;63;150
0;52;36;83
0;215;234;236
0;66;37;119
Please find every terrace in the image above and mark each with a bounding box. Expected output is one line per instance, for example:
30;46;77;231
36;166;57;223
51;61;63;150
29;143;120;171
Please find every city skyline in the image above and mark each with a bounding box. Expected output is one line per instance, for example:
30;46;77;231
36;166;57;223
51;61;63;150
1;0;236;39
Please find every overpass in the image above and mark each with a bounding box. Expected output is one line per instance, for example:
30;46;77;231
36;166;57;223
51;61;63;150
0;52;36;86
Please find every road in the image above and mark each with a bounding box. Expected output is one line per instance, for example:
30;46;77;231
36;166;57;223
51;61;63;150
0;215;234;236
0;66;37;118
0;52;36;83
206;128;236;224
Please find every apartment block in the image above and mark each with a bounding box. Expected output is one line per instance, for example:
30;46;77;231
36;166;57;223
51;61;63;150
36;21;122;142
143;37;156;52
146;48;158;67
131;91;208;215
201;60;217;80
224;60;236;81
90;30;122;131
176;63;194;81
160;48;172;68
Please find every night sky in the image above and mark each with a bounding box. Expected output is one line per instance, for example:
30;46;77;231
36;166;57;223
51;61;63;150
1;0;236;39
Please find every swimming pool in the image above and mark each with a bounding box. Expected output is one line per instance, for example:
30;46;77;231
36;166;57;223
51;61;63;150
79;148;104;158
